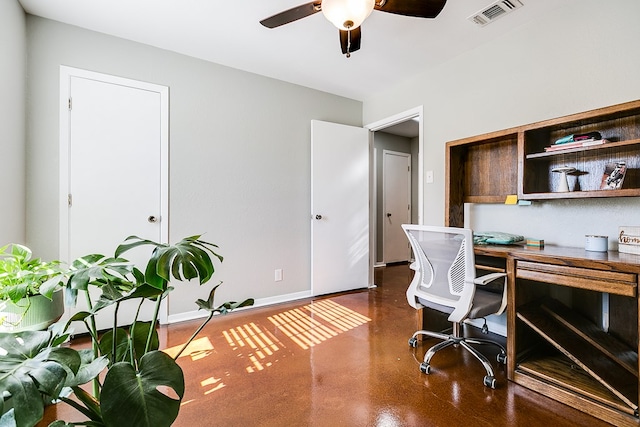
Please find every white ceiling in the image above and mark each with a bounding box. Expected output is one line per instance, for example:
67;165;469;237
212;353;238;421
18;0;575;101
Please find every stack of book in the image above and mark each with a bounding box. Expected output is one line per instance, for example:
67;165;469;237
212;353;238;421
544;131;608;152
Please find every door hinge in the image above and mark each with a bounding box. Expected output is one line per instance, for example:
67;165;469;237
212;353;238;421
68;98;72;110
68;194;72;207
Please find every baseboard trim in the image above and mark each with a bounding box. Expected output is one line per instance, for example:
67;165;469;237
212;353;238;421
165;290;313;325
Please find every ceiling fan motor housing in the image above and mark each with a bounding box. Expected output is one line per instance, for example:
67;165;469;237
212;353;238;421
322;0;375;31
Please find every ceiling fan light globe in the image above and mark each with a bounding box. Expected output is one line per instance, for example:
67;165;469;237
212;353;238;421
321;0;375;30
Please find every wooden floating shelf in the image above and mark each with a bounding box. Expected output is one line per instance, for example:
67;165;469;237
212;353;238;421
521;188;640;200
525;138;640;160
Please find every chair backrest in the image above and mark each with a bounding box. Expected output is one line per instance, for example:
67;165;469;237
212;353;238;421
402;224;476;321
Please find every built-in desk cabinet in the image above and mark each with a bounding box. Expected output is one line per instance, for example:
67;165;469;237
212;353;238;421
507;247;640;426
445;100;640;425
470;245;640;426
446;99;640;227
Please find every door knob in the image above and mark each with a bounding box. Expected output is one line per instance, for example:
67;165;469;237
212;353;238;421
148;215;158;223
315;215;322;220
386;213;392;218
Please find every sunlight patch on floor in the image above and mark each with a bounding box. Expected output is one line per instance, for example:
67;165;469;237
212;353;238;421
305;299;371;331
268;300;371;350
201;376;226;395
163;336;214;360
223;322;283;373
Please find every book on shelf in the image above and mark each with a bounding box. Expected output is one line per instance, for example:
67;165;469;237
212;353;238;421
544;138;608;152
554;131;602;145
600;161;627;190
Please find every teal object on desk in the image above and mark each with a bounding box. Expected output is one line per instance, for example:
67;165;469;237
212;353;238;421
474;231;524;245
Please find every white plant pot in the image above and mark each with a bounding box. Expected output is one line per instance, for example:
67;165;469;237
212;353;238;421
0;291;64;332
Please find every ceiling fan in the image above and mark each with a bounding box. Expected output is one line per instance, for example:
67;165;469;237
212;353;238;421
260;0;447;58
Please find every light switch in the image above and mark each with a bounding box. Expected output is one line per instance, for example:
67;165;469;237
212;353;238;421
426;170;434;184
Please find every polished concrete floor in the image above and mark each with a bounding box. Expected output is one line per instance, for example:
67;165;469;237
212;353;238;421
42;264;610;426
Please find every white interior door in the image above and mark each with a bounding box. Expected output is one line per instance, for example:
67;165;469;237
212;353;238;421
311;120;370;296
59;67;169;331
383;150;411;263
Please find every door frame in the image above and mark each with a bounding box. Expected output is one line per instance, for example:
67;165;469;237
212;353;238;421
58;65;170;322
382;149;411;263
366;106;424;269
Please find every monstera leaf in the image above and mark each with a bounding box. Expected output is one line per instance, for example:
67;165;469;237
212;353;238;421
115;235;222;289
100;350;184;427
0;332;77;427
98;321;159;366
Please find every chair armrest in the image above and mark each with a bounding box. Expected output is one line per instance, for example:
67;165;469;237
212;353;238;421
473;272;506;286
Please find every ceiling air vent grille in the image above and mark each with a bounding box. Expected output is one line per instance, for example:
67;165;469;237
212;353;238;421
468;0;524;27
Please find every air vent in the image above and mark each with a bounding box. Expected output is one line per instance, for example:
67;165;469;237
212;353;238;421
468;0;523;27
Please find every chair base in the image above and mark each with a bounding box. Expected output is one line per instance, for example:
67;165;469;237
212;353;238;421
408;324;506;389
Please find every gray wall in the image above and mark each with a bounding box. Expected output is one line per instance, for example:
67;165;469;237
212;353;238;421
0;1;26;244
363;0;640;250
25;16;362;317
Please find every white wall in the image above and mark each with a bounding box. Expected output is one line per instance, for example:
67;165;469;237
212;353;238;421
363;0;640;249
25;16;362;317
0;0;26;245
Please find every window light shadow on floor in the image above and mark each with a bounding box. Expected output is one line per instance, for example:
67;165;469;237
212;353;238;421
172;299;372;403
163;336;214;361
268;299;371;350
223;322;283;373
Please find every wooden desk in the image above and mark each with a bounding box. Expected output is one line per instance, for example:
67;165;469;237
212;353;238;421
421;244;640;426
505;245;640;426
440;99;640;425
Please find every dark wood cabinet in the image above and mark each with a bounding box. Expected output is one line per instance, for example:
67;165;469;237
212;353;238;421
472;245;640;426
509;248;640;426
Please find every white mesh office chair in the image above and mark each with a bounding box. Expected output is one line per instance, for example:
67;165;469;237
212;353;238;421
402;224;507;388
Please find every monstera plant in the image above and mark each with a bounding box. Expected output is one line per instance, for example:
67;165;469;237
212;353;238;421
0;235;253;427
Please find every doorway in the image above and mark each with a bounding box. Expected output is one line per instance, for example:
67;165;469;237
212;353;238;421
366;107;422;267
382;150;411;263
59;66;169;329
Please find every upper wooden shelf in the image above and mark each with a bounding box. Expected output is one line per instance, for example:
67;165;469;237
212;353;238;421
446;99;640;227
525;138;640;160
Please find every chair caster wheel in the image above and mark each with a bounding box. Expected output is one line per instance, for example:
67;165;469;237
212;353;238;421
496;353;507;364
483;375;497;389
408;337;418;348
420;363;431;374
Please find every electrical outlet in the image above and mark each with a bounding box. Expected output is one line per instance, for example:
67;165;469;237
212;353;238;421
275;269;283;282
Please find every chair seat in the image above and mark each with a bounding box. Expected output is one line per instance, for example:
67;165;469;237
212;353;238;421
418;288;503;321
469;288;503;319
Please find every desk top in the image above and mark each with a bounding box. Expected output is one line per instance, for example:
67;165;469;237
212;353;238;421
475;244;640;273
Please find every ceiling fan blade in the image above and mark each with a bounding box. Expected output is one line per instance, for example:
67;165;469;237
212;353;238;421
260;2;322;29
339;27;361;57
375;0;447;19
